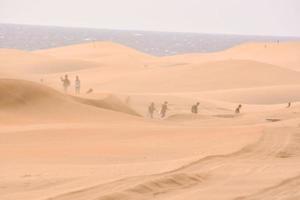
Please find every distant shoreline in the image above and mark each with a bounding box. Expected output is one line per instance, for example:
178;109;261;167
1;23;299;56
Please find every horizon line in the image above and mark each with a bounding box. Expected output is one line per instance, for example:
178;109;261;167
1;22;300;39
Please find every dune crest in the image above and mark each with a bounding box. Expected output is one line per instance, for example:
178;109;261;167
0;79;140;124
0;49;101;74
35;41;156;69
161;42;300;71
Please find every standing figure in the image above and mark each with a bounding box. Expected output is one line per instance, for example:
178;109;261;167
75;76;81;95
61;74;71;93
287;102;292;108
160;101;169;118
191;102;200;114
148;102;156;118
235;104;242;114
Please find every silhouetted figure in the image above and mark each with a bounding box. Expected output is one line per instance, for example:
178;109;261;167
148;102;156;118
61;74;71;93
287;102;292;108
191;102;200;114
160;101;169;118
75;76;81;95
86;88;93;94
235;104;242;114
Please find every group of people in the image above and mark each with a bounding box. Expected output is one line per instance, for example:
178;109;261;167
59;74;293;118
148;101;169;119
60;74;81;95
147;102;245;119
148;101;221;119
148;101;294;119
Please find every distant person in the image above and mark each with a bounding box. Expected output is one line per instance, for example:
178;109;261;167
61;74;71;93
75;76;81;95
191;102;200;114
86;88;93;94
235;104;242;114
148;102;156;118
287;102;292;108
160;101;169;118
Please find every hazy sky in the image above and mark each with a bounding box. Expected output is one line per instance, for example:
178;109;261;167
0;0;299;36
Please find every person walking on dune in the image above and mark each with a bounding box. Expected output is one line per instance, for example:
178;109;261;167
61;74;71;93
191;102;200;114
75;76;81;95
148;102;156;118
160;101;169;118
235;104;242;114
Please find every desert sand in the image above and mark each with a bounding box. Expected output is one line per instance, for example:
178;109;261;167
1;41;300;200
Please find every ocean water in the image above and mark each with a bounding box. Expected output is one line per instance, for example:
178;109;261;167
0;23;298;56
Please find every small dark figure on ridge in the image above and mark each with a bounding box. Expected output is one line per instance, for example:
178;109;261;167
160;101;169;118
61;74;71;93
191;102;200;114
235;104;242;114
148;102;156;118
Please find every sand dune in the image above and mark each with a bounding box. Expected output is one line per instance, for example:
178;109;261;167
35;41;156;68
1;41;300;200
226;42;300;70
161;42;300;71
35;41;153;59
0;49;101;74
0;79;140;124
95;59;300;93
199;85;300;104
73;94;140;117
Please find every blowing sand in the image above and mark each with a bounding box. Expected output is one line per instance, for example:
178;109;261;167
1;41;300;200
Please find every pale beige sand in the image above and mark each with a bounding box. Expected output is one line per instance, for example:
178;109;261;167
0;49;101;74
0;41;300;200
35;41;156;69
89;60;300;93
159;42;300;71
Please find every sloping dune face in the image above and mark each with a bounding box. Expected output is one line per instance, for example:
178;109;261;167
161;42;300;71
35;41;153;60
200;85;300;104
96;59;300;93
0;79;139;124
35;41;155;68
225;42;300;70
0;49;101;74
0;79;61;106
